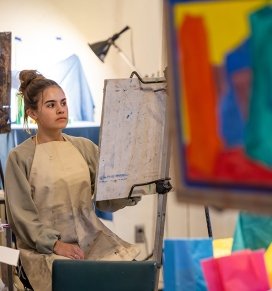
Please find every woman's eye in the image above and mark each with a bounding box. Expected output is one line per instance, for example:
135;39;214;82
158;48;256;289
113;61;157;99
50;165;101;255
61;101;67;106
47;103;54;108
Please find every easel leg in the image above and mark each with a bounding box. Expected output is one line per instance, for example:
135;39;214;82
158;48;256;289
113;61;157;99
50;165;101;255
152;193;168;291
204;206;213;238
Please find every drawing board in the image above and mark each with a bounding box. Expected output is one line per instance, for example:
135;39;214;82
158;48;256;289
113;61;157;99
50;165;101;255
95;78;168;201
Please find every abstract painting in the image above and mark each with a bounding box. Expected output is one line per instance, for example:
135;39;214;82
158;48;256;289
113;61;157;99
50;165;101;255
166;0;272;211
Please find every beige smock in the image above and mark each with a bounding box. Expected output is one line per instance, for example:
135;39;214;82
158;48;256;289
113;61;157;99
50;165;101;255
16;139;139;291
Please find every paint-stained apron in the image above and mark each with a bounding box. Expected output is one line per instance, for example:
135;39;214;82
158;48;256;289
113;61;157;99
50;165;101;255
18;140;139;291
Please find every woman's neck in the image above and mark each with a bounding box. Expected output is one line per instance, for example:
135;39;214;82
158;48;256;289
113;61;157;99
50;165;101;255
36;131;64;144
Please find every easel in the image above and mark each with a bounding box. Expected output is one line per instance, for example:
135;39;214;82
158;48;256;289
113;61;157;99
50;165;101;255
128;71;172;290
95;70;171;290
97;71;213;291
128;71;213;291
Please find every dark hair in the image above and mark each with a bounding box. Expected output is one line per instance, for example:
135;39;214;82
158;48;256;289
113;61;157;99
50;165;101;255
18;70;61;125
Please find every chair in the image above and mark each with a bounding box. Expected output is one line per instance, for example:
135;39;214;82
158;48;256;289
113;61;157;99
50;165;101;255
0;159;33;291
52;260;158;291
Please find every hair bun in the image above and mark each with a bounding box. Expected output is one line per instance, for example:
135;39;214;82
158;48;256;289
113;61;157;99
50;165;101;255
19;70;44;91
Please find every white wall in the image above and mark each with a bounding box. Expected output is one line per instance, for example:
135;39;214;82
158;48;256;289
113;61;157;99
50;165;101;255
0;0;165;123
0;0;238;260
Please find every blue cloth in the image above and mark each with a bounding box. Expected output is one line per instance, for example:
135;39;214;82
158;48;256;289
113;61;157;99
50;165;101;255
163;238;213;291
43;54;95;122
11;54;95;123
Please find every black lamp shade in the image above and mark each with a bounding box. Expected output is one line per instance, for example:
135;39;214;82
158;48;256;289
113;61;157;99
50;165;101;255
88;26;130;63
88;40;112;63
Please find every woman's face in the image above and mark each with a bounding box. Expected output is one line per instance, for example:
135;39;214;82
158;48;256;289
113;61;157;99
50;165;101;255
34;86;69;131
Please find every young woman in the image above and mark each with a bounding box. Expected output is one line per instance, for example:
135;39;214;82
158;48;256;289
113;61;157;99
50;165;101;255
5;70;139;291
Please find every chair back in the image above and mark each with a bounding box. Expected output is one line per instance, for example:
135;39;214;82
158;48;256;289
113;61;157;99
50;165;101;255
52;260;158;291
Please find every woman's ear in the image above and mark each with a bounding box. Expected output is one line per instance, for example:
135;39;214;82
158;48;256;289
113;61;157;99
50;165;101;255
26;108;38;121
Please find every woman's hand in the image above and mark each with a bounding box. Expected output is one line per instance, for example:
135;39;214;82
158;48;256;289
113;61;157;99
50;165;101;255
53;240;84;260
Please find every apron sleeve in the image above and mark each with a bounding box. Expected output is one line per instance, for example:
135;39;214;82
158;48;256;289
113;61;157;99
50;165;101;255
5;150;61;254
96;196;142;212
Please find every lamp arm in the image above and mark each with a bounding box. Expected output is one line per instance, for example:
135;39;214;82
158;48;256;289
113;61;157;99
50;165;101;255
110;26;130;42
112;42;138;72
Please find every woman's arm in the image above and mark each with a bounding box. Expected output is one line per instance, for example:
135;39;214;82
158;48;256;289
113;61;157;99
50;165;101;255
5;149;60;253
95;197;141;212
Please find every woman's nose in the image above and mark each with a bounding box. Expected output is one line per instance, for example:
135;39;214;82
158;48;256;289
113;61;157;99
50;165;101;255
57;107;64;114
57;105;65;113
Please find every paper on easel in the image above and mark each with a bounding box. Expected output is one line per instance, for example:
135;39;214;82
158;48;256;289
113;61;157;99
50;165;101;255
0;246;19;266
96;78;168;201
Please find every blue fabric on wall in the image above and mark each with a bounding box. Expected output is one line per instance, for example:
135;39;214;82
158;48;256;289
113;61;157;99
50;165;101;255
43;54;95;122
11;54;95;123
